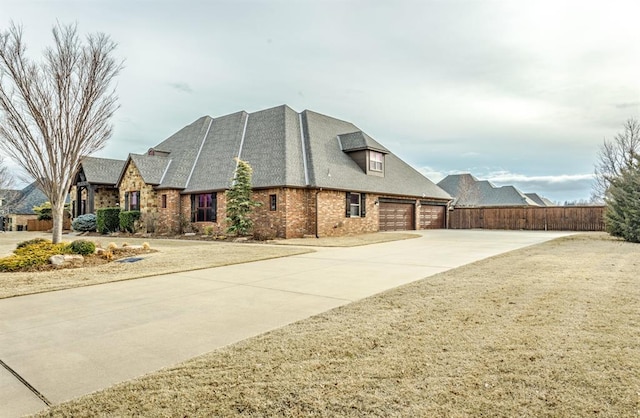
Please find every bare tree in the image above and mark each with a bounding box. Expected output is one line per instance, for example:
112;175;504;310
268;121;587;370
0;154;14;190
0;23;122;242
592;118;640;202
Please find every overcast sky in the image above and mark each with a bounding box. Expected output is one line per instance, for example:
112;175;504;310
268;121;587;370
2;0;639;202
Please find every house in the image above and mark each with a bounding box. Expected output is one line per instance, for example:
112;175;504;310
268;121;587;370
71;157;125;218
0;182;48;231
72;105;451;238
438;173;553;207
524;193;555;207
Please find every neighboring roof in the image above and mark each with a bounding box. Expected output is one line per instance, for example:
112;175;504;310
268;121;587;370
80;157;126;185
438;173;543;207
525;193;555;207
126;105;450;200
2;182;48;214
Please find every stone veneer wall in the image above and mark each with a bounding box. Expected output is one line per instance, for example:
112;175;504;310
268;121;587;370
119;161;159;232
69;186;119;216
94;188;119;209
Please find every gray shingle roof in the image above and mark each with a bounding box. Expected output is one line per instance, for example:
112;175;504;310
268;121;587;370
525;193;555;206
2;182;47;214
438;174;542;207
80;157;126;185
128;105;450;201
129;154;171;185
339;131;389;153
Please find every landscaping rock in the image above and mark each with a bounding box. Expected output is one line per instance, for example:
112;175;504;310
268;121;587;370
50;254;84;267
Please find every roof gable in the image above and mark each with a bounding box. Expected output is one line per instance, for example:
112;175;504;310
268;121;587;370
80;157;126;185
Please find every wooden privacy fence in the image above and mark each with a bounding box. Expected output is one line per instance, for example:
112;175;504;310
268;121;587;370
27;218;72;231
448;206;605;231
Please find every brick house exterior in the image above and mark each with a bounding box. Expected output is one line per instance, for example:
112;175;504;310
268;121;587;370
73;105;451;238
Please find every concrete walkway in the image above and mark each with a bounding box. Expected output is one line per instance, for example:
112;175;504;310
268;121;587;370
0;230;571;417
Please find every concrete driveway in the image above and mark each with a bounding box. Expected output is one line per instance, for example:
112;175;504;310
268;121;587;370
0;230;571;417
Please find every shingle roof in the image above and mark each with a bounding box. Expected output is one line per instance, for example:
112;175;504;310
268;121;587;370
525;193;555;207
438;174;542;207
339;131;389;153
127;105;450;201
129;154;172;185
80;157;126;185
3;182;48;214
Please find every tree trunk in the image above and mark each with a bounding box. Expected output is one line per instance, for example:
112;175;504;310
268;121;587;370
50;199;65;244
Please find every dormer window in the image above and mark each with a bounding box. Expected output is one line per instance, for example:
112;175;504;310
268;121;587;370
369;151;383;172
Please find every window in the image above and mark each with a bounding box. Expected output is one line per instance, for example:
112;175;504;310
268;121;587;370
369;151;383;172
269;194;277;211
161;194;167;208
191;193;216;222
345;192;366;218
125;191;140;211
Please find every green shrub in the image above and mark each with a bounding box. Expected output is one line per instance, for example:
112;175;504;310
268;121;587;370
69;239;96;255
605;166;640;243
16;237;50;249
1;241;72;272
119;210;141;233
72;213;97;232
96;207;120;234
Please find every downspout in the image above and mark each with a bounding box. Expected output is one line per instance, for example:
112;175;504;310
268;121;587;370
315;188;321;238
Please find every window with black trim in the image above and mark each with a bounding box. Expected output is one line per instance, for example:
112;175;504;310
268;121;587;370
345;192;366;218
191;193;216;222
124;191;140;211
161;194;167;208
269;194;277;211
369;151;383;172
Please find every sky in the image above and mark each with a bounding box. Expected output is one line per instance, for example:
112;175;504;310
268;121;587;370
1;0;639;203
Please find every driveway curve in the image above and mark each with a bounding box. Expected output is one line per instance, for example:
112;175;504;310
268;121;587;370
0;230;571;417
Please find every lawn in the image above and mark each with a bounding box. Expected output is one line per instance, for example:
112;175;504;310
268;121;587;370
34;233;640;417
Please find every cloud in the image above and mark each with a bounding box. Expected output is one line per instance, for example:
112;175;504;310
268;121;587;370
615;102;640;109
167;82;193;94
485;171;594;184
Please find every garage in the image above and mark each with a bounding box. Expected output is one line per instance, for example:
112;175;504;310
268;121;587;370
379;201;415;231
419;203;446;229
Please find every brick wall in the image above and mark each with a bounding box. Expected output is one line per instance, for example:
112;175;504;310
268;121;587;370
316;190;379;237
252;189;287;239
156;189;182;233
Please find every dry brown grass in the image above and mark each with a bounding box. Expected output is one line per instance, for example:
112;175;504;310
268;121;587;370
0;237;311;299
35;233;640;417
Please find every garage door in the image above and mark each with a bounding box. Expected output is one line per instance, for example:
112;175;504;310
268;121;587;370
419;205;446;229
379;202;415;231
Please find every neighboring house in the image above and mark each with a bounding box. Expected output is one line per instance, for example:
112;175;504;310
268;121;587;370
524;193;555;207
0;182;47;231
73;105;451;238
438;173;553;207
70;157;126;218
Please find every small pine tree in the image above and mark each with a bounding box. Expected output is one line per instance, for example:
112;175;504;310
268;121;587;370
225;159;261;236
604;166;640;243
